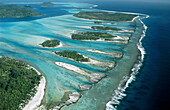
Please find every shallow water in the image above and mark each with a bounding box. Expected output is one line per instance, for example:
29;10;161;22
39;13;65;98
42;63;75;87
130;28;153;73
0;2;144;109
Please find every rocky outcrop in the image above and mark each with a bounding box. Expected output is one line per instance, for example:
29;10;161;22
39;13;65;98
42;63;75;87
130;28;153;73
80;85;92;91
53;92;81;110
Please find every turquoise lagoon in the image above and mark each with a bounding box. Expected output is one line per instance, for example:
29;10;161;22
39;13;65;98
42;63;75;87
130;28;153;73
0;2;147;110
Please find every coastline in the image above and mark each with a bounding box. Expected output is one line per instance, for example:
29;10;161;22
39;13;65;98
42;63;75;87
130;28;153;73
39;42;63;48
53;51;115;68
0;56;46;109
131;16;139;22
0;1;150;109
23;67;46;110
106;15;149;110
38;39;63;48
86;49;123;58
61;12;148;110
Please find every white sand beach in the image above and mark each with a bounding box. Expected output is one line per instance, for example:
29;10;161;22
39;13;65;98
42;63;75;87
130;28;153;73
86;49;123;58
55;62;106;83
131;16;139;22
23;66;46;110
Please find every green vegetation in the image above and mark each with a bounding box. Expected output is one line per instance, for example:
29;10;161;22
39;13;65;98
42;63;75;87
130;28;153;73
41;39;60;48
0;5;44;18
91;26;122;31
55;50;89;62
0;57;41;110
72;32;116;40
94;21;102;24
104;38;114;41
111;23;115;25
74;11;137;21
40;2;56;7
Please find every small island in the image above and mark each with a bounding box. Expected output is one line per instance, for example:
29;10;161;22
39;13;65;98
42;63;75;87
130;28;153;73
40;2;56;7
41;39;60;48
91;26;122;31
110;23;115;25
74;11;137;21
0;5;44;18
72;32;116;40
94;21;102;24
54;50;89;62
0;57;41;110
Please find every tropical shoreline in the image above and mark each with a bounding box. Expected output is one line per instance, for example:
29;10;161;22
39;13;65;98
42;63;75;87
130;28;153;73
61;12;148;110
23;67;46;110
106;15;149;110
38;41;63;48
53;51;115;68
0;1;149;109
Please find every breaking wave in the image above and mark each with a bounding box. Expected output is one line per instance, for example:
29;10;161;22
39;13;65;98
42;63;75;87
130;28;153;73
106;15;149;110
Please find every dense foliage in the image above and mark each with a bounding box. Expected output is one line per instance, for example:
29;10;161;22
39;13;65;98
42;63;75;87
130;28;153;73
0;5;43;18
94;21;102;24
74;11;137;21
0;57;41;110
91;26;122;31
55;50;89;62
72;32;116;40
41;39;60;47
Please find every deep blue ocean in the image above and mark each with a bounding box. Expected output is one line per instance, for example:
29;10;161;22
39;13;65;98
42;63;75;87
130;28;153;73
85;1;170;110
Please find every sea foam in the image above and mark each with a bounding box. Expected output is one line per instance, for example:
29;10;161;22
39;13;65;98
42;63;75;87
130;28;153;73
106;15;149;110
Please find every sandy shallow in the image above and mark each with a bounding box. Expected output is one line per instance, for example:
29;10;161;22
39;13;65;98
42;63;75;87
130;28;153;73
53;61;106;109
83;58;115;68
55;62;106;83
86;49;123;58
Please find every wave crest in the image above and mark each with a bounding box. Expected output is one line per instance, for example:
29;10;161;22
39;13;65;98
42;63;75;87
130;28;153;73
106;15;149;110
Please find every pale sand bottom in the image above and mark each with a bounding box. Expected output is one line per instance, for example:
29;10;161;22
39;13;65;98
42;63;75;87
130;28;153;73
52;62;106;109
75;26;91;29
112;36;129;40
83;58;115;68
83;38;129;44
55;62;106;83
109;40;129;44
37;91;81;110
86;49;123;58
53;92;81;110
